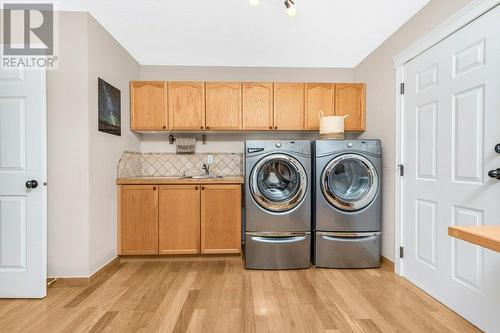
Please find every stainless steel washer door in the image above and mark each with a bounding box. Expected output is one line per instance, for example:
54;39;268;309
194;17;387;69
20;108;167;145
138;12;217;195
250;154;307;212
321;154;379;211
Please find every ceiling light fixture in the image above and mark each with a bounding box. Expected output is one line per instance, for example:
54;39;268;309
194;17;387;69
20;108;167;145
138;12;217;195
284;0;296;16
249;0;297;16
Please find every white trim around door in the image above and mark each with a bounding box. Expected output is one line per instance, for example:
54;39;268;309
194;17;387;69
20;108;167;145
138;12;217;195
393;0;500;67
0;67;47;298
393;0;500;277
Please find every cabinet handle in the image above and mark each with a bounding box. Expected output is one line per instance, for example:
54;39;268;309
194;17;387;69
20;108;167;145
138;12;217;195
274;126;278;130
269;126;272;130
195;186;198;190
162;125;166;129
206;126;210;130
201;186;205;190
153;186;157;190
200;126;204;130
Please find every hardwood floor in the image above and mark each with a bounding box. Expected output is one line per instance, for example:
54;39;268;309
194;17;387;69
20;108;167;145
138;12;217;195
0;259;478;332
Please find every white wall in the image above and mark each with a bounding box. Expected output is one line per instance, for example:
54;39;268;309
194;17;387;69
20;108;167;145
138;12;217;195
140;132;323;154
47;12;90;277
47;12;140;277
140;66;355;83
47;0;478;276
87;15;140;275
354;0;474;260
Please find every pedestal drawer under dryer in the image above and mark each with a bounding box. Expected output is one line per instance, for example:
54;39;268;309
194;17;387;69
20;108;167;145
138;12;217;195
314;232;381;268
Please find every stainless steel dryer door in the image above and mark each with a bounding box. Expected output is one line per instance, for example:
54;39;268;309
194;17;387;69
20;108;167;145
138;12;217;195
321;154;379;211
250;154;307;212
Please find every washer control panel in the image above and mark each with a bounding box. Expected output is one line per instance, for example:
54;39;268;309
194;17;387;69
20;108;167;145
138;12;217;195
245;140;311;156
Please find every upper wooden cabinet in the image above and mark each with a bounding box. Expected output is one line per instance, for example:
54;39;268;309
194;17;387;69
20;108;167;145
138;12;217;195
168;81;205;130
205;82;242;130
335;83;366;132
118;185;158;255
158;185;200;254
201;185;241;254
130;81;167;131
242;82;273;130
305;83;335;130
274;83;305;130
130;80;366;133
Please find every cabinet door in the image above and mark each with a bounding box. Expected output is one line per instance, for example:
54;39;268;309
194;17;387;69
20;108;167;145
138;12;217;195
168;81;205;130
130;81;168;131
242;82;273;130
158;185;200;254
335;83;366;132
201;185;241;254
118;185;158;255
206;82;242;130
305;83;335;130
273;83;304;130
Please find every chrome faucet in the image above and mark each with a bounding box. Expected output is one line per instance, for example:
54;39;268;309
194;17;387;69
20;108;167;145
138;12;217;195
202;163;210;175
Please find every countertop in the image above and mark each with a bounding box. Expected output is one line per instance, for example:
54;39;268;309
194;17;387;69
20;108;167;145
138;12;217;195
116;176;244;185
448;226;500;253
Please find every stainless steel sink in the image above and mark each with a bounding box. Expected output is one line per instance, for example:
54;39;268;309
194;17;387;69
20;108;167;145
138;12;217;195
189;175;223;179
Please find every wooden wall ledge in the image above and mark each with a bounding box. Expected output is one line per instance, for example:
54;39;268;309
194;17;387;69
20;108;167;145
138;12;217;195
448;226;500;253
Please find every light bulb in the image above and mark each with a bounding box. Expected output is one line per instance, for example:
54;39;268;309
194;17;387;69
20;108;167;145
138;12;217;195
284;0;297;17
249;0;259;6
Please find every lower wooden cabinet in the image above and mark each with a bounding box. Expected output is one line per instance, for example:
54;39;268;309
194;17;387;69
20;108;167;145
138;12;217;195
201;185;242;254
118;183;242;255
158;185;200;254
118;185;158;255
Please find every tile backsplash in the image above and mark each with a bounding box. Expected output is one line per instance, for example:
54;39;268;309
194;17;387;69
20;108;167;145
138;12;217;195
118;151;243;178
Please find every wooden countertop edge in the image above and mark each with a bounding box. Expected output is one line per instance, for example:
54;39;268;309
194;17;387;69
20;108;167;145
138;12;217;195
116;177;244;185
448;226;500;253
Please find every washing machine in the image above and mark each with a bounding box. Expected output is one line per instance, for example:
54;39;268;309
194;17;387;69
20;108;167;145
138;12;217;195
313;139;382;268
244;140;311;270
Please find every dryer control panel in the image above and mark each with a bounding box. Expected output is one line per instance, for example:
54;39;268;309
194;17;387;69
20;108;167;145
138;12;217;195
315;139;381;156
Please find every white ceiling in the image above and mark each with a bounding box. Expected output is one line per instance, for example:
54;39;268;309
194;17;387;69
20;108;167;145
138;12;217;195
55;0;430;68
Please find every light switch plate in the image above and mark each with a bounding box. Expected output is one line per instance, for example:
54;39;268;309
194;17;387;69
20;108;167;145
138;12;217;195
207;155;214;164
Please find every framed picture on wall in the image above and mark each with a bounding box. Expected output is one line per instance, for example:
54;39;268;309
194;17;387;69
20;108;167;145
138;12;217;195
98;77;121;136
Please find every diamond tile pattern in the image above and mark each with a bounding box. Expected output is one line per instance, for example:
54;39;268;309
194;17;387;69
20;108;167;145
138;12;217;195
117;152;142;178
117;151;243;178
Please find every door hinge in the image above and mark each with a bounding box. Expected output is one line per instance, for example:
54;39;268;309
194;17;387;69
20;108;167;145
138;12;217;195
398;164;404;176
400;82;405;95
399;246;404;258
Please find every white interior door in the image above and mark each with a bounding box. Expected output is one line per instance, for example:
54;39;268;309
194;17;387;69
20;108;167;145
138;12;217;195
0;67;46;298
402;5;500;331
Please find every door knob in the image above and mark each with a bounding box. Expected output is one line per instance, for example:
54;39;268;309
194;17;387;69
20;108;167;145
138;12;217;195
25;180;38;189
488;169;500;180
